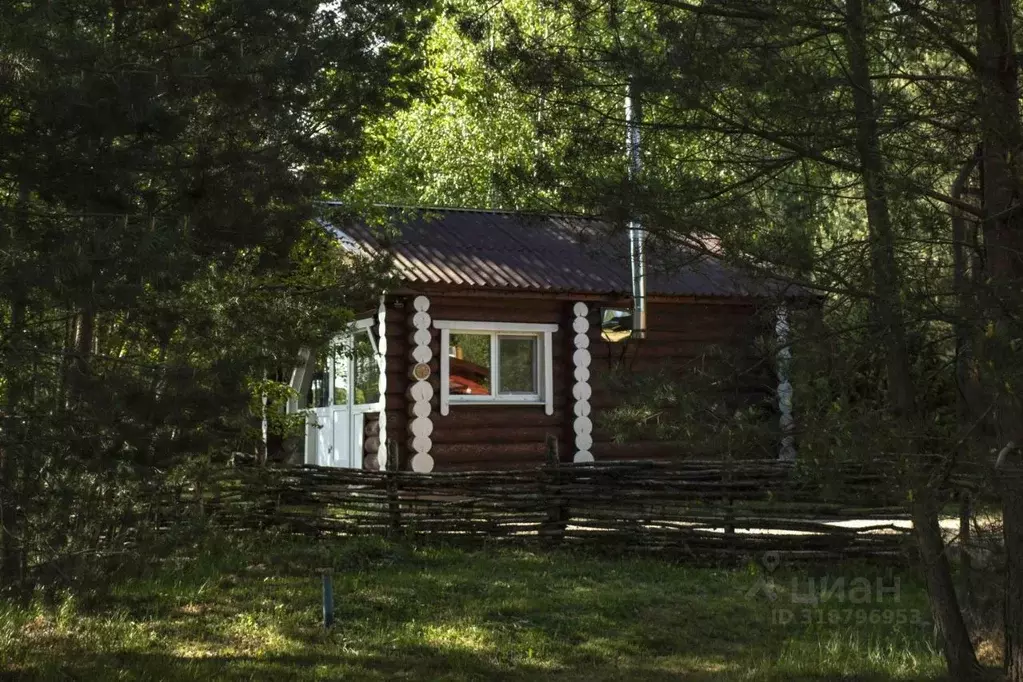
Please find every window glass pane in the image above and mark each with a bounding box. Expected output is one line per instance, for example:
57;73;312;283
449;333;491;396
601;308;633;343
307;351;330;408
353;330;380;405
332;339;349;406
498;335;538;395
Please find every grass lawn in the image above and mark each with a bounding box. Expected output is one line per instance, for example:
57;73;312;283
1;533;951;681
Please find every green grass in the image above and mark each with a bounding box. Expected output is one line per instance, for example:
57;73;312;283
1;533;948;681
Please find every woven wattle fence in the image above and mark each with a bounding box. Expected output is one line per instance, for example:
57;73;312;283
174;457;915;562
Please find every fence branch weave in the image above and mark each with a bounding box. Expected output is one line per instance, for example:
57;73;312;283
181;460;915;562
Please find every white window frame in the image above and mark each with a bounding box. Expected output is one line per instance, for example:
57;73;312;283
434;321;557;416
348;323;382;415
309;320;381;415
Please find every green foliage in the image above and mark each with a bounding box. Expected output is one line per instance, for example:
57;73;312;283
600;343;777;459
352;4;548;209
0;0;431;598
351;0;1011;475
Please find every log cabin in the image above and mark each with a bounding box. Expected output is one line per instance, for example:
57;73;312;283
287;206;811;472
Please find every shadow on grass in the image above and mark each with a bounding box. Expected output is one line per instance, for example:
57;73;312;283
3;536;950;682
2;648;951;682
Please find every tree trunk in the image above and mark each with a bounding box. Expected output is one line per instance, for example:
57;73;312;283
0;298;26;597
952;150;983;433
1002;460;1023;680
843;0;913;417
952;152;981;619
64;308;95;416
844;1;981;677
1;186;31;600
913;488;982;678
975;0;1023;677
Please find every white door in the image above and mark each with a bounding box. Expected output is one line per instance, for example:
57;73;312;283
329;409;368;469
305;326;380;468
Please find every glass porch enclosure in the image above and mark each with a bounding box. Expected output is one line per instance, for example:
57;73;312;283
304;326;381;468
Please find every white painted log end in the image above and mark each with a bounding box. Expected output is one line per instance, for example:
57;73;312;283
411;435;433;454
575;433;594;450
412;311;431;329
412;328;431;347
572;399;591;418
572;348;591;369
571;382;592;401
411;453;434;472
410;416;433;438
412;345;432;364
410;381;434;403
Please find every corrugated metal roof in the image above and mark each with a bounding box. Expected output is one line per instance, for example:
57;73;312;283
325;206;808;299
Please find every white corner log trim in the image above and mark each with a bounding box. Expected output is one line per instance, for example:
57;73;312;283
776;305;796;462
571;302;594;463
543;330;554;416
440;328;450;416
410;296;435;473
376;297;388;470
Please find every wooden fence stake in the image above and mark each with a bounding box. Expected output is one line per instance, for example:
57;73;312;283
545;433;559;468
958;490;972;612
543;434;566;541
322;572;334;629
386;440;401;533
723;455;736;541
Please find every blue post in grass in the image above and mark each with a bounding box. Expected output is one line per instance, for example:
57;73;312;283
322;572;334;629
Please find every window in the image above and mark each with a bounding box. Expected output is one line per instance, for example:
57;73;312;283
498;336;538;395
449;333;492;396
435;321;557;415
332;342;349;406
352;330;380;406
448;333;539;399
307;350;330;408
305;322;381;412
601;307;633;342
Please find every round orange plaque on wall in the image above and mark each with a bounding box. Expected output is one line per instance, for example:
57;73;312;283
411;362;431;381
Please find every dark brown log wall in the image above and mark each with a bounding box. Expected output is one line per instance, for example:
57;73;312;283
588;301;773;460
377;293;772;471
426;294;571;470
371;304;410;470
363;412;381;468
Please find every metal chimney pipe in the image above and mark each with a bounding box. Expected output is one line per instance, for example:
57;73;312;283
625;80;647;339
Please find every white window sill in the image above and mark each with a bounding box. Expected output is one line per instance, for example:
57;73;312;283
448;398;545;407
